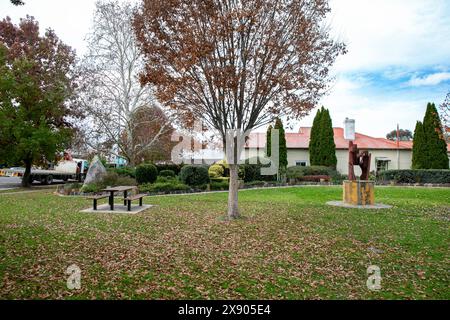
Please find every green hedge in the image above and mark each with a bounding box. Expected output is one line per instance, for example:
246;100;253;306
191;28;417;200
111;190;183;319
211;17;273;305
180;165;210;186
210;177;230;183
155;163;184;175
135;164;158;184
244;180;266;187
110;167;136;178
139;181;190;193
101;172;137;187
286;166;336;179
378;169;450;184
210;180;229;191
159;170;176;178
242;157;277;182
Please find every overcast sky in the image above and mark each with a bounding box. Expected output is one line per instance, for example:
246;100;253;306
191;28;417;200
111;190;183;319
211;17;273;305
1;0;449;138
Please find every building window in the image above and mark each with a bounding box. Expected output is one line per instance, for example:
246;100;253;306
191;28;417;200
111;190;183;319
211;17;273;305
296;160;307;167
376;159;390;173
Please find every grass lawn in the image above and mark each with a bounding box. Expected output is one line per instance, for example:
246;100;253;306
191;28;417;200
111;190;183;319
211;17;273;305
0;186;448;300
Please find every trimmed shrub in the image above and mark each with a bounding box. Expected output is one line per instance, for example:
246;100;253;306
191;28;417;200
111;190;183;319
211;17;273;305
139;181;190;193
286;166;336;180
115;176;137;186
331;173;347;185
244;180;266;187
159;170;176;178
242;157;277;182
210;180;229;191
378;169;450;184
179;165;210;186
81;183;101;193
110;167;135;178
156;176;177;183
211;177;230;183
300;175;331;182
135;164;158;184
101;172;119;187
215;159;229;169
155;163;184;175
208;164;225;178
91;172;138;189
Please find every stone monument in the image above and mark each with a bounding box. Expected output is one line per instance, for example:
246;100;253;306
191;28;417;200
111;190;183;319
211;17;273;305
83;155;107;186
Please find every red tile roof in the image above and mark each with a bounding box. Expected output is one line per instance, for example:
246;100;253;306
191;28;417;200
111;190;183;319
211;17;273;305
246;127;450;151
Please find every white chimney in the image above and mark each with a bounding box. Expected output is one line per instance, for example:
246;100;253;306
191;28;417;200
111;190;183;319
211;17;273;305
344;118;355;141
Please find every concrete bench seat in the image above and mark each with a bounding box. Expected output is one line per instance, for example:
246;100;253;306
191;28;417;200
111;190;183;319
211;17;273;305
125;194;146;211
87;194;109;210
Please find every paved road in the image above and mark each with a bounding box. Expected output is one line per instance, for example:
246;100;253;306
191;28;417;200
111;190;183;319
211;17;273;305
0;176;66;190
0;177;22;190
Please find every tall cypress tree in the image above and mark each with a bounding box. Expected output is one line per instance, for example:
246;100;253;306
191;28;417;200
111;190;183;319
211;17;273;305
265;125;273;158
309;106;336;167
274;118;288;180
412;121;426;169
309;108;323;165
319;108;337;168
423;103;449;169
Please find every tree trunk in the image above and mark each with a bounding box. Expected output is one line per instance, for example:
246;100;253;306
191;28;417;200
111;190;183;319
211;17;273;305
21;158;32;188
227;164;240;219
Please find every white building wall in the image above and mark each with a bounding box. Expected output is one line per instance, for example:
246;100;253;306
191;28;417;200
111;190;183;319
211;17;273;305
245;148;413;174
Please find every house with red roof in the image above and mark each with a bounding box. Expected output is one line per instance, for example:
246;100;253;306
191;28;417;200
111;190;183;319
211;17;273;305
244;127;450;175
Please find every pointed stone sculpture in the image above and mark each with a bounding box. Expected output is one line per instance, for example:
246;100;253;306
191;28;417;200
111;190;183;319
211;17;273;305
83;155;107;186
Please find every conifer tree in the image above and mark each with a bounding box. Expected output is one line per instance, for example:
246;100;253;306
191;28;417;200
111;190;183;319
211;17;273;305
265;125;273;158
319;108;337;168
412;121;426;169
309;107;336;167
309;108;323;165
274;118;288;180
422;103;449;169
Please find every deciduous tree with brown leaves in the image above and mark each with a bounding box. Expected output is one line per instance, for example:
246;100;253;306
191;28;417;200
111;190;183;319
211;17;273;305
134;0;346;219
119;104;176;164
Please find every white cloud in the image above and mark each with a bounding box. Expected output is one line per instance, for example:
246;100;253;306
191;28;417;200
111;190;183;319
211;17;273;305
328;0;450;72
407;72;450;87
1;0;449;138
0;0;96;55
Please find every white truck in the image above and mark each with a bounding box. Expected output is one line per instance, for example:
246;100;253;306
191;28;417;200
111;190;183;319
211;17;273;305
0;158;89;185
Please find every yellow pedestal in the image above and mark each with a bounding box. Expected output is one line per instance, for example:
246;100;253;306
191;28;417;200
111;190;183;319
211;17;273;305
343;180;375;206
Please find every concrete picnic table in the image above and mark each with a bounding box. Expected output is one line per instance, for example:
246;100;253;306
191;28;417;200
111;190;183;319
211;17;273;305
101;186;136;211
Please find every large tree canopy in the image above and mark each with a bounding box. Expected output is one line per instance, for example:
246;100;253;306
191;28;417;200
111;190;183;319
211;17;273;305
386;129;413;141
0;16;80;187
119;104;176;164
134;0;346;218
78;0;172;166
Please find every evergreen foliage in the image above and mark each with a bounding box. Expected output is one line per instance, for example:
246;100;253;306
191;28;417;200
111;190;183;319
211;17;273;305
413;103;448;169
309;107;336;167
423;103;448;169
